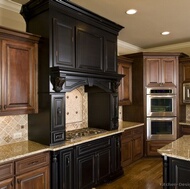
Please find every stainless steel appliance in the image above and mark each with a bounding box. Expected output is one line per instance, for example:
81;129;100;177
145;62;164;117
146;87;177;140
146;88;177;117
147;117;177;140
183;83;190;103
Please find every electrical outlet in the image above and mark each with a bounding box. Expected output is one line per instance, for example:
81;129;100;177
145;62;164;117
13;132;22;139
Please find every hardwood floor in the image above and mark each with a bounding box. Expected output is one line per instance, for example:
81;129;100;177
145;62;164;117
97;157;163;189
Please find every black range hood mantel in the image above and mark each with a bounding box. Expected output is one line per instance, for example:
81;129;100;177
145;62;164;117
50;67;124;93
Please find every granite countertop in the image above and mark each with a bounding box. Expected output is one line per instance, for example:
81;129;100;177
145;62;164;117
0;121;144;163
179;121;190;126
158;135;190;161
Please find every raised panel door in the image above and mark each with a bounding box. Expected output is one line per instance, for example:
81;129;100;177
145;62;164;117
121;138;132;167
1;39;38;114
76;154;96;189
15;166;49;189
76;22;104;73
97;148;111;182
52;15;75;68
59;148;74;189
0;178;14;189
145;58;161;87
161;58;177;87
132;134;143;162
104;35;117;73
118;57;132;105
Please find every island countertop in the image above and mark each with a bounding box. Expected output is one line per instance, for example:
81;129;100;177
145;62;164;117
158;135;190;161
0;121;144;163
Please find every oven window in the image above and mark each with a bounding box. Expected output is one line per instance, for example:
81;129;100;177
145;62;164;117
151;98;172;112
151;121;172;134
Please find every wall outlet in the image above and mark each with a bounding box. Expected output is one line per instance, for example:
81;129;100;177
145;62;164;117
13;132;22;139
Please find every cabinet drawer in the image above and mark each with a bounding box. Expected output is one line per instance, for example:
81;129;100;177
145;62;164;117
76;137;111;156
132;127;143;135
0;162;14;180
15;152;49;175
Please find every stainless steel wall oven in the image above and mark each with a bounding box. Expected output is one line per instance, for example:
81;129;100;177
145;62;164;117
146;88;177;140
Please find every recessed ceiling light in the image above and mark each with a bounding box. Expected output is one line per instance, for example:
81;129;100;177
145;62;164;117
161;31;170;35
126;9;137;15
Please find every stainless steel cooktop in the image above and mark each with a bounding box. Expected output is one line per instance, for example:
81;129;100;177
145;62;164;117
66;127;107;141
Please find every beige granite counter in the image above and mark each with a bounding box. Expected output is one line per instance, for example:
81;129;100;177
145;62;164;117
0;121;144;163
179;121;190;126
158;135;190;161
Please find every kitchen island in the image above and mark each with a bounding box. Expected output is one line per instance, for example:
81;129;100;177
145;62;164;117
158;135;190;189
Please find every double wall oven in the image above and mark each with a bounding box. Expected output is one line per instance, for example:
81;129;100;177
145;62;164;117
146;88;177;140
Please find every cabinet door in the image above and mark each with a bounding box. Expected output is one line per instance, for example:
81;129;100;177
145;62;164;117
145;58;161;87
59;148;74;189
121;138;133;167
104;35;117;73
97;148;111;182
76;22;104;73
1;39;38;114
15;166;49;189
76;154;96;189
52;15;75;68
181;63;190;82
161;58;177;87
132;134;143;162
0;178;14;189
180;125;190;137
118;59;132;105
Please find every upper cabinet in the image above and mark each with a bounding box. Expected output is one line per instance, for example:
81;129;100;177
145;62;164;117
145;56;178;87
0;26;40;116
118;56;133;106
21;0;123;93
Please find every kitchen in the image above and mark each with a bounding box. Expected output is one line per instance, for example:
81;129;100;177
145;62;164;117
0;0;190;189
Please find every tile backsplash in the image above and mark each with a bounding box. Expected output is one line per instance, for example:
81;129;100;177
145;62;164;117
186;105;190;121
0;114;28;146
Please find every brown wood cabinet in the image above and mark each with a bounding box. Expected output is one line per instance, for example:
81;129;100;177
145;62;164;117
146;140;173;156
179;124;190;137
0;152;49;189
121;126;143;167
15;152;50;189
0;26;40;115
118;56;133;105
0;162;14;189
145;56;178;87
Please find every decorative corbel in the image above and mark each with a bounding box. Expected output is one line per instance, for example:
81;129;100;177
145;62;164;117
51;76;65;92
111;81;121;93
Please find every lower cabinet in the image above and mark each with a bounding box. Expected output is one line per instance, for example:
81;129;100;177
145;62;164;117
146;140;173;156
51;134;123;189
0;152;50;189
0;162;14;189
163;156;190;189
0;178;14;189
121;126;143;167
179;124;190;137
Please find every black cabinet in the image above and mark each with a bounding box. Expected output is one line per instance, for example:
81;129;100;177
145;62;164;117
51;134;123;189
75;137;112;189
163;156;190;189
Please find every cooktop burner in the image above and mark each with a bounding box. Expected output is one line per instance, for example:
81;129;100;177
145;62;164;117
66;128;107;141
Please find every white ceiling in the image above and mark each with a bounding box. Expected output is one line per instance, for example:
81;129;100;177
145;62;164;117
11;0;190;49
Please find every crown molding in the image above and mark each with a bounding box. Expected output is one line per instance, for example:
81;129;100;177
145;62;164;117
0;0;21;13
144;41;190;52
117;39;142;55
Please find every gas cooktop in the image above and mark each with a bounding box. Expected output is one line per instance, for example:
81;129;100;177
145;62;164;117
66;128;107;141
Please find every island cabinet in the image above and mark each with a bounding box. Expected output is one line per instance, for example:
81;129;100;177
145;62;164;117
163;156;190;189
121;126;143;167
51;134;123;189
117;56;133;106
0;26;40;116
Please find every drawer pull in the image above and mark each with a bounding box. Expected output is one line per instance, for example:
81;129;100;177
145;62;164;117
28;160;39;166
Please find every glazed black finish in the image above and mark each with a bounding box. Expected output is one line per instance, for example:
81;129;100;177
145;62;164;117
51;134;123;189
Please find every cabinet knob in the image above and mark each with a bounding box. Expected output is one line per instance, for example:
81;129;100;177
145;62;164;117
57;107;62;116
